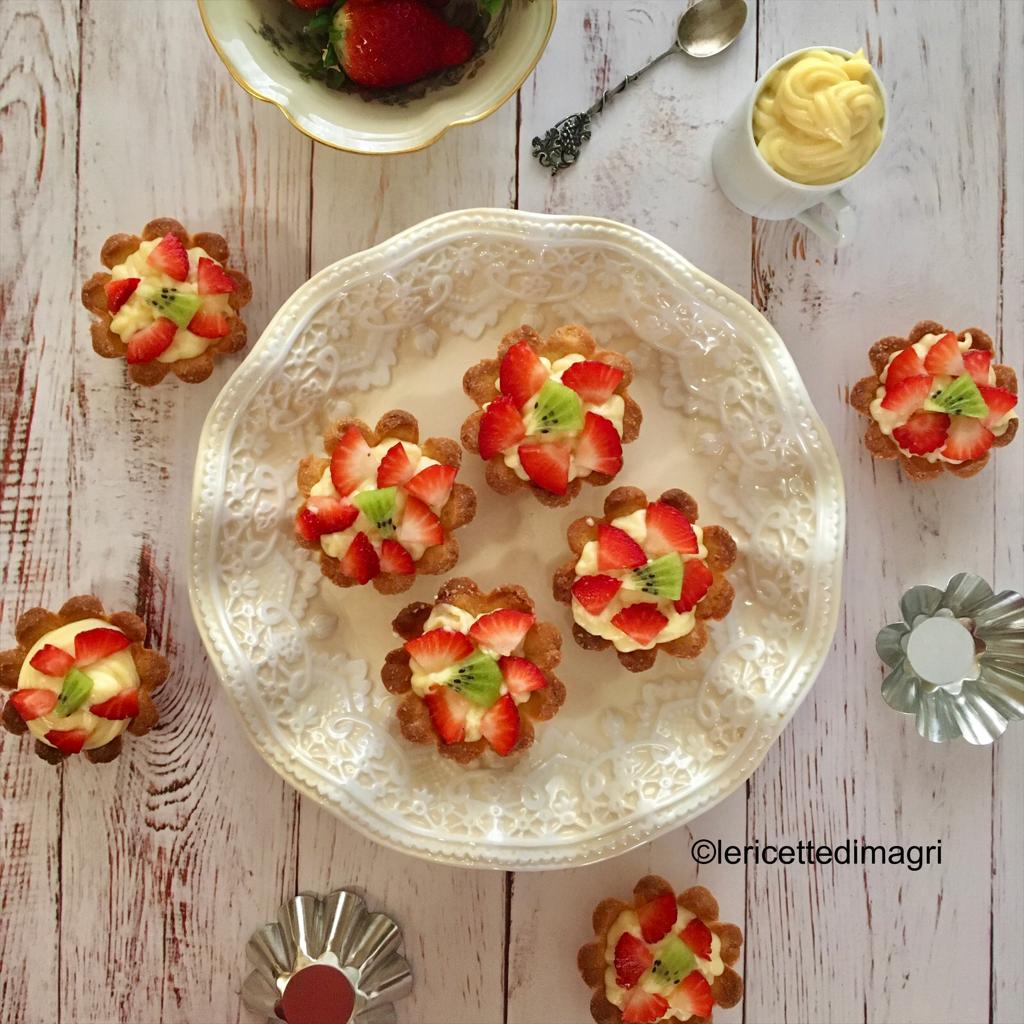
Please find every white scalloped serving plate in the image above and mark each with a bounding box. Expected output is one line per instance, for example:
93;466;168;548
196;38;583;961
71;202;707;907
188;209;844;869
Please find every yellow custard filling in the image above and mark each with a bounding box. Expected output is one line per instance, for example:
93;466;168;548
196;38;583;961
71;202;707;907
108;238;232;362
17;618;138;750
754;48;884;185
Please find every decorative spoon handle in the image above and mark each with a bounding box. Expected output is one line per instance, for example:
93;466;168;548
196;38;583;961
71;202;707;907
531;44;679;174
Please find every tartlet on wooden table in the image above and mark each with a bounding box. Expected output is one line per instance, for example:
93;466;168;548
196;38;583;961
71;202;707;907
849;320;1018;480
295;410;476;595
0;595;169;764
553;486;736;673
382;577;565;765
82;216;252;386
578;875;743;1024
461;324;642;507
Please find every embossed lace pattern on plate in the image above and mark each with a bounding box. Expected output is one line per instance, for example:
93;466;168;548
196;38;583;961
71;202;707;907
189;211;844;868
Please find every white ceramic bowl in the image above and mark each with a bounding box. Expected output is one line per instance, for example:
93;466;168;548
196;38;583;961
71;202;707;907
188;209;845;869
198;0;556;154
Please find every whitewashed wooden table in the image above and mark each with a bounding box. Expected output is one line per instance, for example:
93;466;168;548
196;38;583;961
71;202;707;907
2;2;1022;1022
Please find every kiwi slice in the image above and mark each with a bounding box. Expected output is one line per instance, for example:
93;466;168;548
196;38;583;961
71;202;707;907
623;553;683;600
923;374;989;418
55;668;93;718
524;379;584;435
446;651;503;707
138;283;200;329
353;486;398;537
651;935;697;987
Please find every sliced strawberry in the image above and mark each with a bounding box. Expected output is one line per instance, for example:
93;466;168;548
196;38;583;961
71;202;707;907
612;603;669;647
469;609;535;656
923;332;964;376
146;232;189;281
29;644;76;677
884;346;926;386
405;628;474;672
126;317;176;364
499;341;548;409
645;502;698;556
880;373;933;417
597;525;648;571
379;539;415;575
396;495;444;550
977;385;1018;429
561;359;624;404
674;559;714;613
571;574;622;614
518;441;571;495
499;656;547;696
376;442;415;487
188;310;230;338
405;463;457;509
340;531;379;584
9;688;59;721
478;397;527;460
330;426;374;495
637;892;678;943
90;688;140;720
104;277;140;313
74;627;130;666
44;728;89;754
891;410;950;455
196;256;236;295
423;686;469;744
614;932;653;989
480;693;519;755
942;415;995;462
671;971;713;1019
296;496;359;542
622;989;669;1024
574;412;623;477
963;348;992;385
679;918;712;960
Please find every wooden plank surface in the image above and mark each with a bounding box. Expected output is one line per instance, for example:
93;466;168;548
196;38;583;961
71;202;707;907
0;1;1021;1023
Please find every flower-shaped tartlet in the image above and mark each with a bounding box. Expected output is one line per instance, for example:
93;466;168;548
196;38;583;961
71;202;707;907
461;324;642;506
295;410;477;594
850;320;1018;480
0;596;169;764
382;577;565;764
553;487;736;673
578;875;743;1024
82;217;252;386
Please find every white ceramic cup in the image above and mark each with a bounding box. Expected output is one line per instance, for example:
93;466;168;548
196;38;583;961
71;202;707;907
712;46;887;246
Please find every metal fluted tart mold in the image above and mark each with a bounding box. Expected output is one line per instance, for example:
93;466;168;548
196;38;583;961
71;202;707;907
578;875;743;1024
382;577;565;764
0;595;169;764
81;217;252;386
553;486;736;673
877;573;1024;744
242;888;412;1024
849;319;1018;480
295;410;477;595
461;323;643;507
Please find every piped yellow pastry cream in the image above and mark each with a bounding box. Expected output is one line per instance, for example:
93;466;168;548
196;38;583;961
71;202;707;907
753;48;884;185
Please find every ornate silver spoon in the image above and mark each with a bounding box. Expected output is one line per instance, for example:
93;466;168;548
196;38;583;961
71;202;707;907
532;0;748;174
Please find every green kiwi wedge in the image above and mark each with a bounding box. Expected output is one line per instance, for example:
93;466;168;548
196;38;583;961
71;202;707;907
524;379;584;435
353;487;398;537
923;374;989;418
445;651;503;707
138;283;201;329
623;553;683;600
55;668;93;717
650;935;697;986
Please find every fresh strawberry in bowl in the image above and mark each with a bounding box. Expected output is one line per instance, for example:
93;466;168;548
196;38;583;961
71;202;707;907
199;0;555;154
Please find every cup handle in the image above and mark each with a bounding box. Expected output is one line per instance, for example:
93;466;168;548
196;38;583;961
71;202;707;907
796;190;855;247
